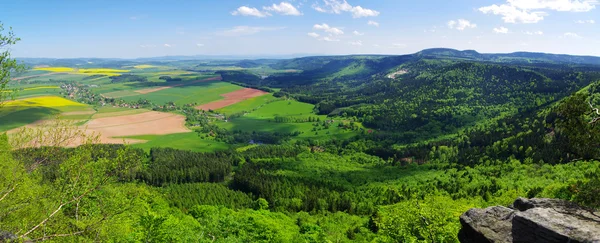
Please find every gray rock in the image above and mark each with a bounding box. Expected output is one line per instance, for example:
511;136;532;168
458;206;514;243
459;198;600;243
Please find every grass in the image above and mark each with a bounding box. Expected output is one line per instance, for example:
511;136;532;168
123;132;230;152
245;100;315;119
0;107;58;132
217;94;279;115
10;86;62;99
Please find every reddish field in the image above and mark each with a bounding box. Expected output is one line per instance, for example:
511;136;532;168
196;88;269;111
135;76;222;94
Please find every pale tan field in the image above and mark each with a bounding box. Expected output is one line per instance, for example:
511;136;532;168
9;111;190;147
84;111;190;144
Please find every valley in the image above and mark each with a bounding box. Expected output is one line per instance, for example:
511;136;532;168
2;49;600;242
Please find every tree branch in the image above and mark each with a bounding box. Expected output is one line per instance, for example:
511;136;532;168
589;101;600;125
19;182;103;239
0;184;17;202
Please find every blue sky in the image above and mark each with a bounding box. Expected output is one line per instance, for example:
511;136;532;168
1;0;599;58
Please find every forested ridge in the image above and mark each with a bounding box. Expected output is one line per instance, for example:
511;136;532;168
2;49;600;242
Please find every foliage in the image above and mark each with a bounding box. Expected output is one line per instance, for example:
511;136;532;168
0;22;24;106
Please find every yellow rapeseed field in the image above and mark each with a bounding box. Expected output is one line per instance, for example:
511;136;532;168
4;96;85;107
34;67;74;72
23;86;59;91
32;67;130;76
78;68;130;76
133;65;156;69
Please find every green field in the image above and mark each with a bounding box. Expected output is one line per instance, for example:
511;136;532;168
119;80;242;105
123;132;230;152
218;99;361;140
0;104;91;132
217;94;278;115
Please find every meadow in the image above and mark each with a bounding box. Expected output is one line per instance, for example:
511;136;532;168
122;132;229;152
218;99;361;140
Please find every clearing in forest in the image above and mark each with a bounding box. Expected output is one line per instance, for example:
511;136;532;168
195;88;269;111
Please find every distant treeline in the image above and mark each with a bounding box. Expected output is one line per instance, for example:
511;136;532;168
216;70;274;93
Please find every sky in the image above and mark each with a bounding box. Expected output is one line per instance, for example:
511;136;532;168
1;0;599;58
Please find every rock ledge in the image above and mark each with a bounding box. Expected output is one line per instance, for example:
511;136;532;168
458;198;600;243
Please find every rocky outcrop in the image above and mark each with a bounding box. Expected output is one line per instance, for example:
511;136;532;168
458;198;600;243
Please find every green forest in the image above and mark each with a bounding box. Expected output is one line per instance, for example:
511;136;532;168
2;27;600;242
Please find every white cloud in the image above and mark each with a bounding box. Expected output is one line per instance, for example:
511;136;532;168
217;26;285;36
307;32;320;38
353;30;364;36
562;32;583;38
447;19;477;30
350;6;380;18
493;26;509;34
139;44;156;48
392;43;407;48
524;30;544;35
576;19;596;23
479;4;546;23
508;0;597;12
313;23;344;35
264;2;303;16
231;6;271;17
196;44;205;47
479;0;597;23
164;44;172;47
367;20;380;27
323;36;340;42
312;0;379;18
129;16;139;20
349;40;363;46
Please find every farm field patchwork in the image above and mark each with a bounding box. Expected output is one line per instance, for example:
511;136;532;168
196;88;269;111
120;80;242;105
216;94;278;115
0;96;91;132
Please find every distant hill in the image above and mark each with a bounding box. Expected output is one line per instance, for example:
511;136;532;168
416;48;600;65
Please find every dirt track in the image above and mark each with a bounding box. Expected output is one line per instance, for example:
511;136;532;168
195;88;269;111
134;76;222;95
